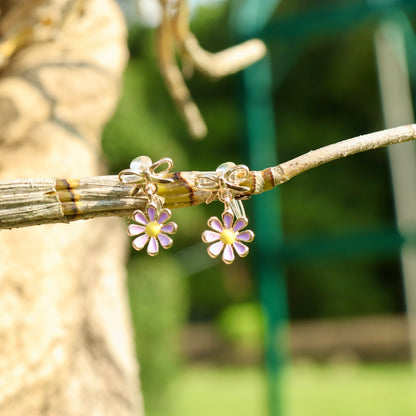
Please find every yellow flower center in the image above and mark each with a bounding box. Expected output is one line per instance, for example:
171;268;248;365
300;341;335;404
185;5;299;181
220;229;236;245
145;221;162;238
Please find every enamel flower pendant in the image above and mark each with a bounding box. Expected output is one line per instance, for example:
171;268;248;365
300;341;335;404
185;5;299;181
202;210;254;264
128;204;178;256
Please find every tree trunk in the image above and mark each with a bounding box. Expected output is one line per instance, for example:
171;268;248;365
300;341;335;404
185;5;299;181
0;1;143;415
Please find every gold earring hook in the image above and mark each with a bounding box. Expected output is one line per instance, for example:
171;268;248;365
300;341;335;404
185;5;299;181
118;156;174;186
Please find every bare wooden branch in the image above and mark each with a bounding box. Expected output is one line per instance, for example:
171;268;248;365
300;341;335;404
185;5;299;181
268;124;416;187
173;0;266;79
157;2;207;138
0;177;148;229
181;36;267;79
1;124;415;230
156;0;266;139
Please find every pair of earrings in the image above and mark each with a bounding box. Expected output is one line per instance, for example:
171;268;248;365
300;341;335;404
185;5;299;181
118;157;254;264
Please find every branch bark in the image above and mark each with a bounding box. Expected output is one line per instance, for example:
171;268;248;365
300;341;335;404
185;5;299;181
1;124;415;230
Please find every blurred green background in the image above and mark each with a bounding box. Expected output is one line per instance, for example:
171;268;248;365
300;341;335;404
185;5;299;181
104;1;416;415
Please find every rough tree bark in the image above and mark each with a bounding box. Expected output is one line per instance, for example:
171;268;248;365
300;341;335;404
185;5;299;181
0;1;143;415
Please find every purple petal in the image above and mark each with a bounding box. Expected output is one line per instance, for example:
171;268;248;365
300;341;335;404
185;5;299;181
158;209;171;224
202;230;220;243
127;224;145;236
147;205;156;222
158;233;173;249
233;241;249;257
207;217;223;233
147;237;159;256
207;241;224;258
132;234;149;251
233;217;248;232
133;210;148;225
222;244;235;264
222;212;233;229
161;222;177;234
236;230;254;242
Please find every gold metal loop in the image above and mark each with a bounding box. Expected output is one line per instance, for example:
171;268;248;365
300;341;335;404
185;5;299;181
149;157;174;183
118;156;174;186
118;169;146;185
144;182;158;196
224;164;250;192
195;161;250;206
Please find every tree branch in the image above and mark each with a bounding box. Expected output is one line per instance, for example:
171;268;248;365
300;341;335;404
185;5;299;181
1;124;415;230
156;0;266;139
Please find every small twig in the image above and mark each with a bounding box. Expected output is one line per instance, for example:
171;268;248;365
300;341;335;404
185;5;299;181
157;3;207;139
181;36;267;79
173;0;266;79
270;124;416;186
156;0;267;139
1;125;415;230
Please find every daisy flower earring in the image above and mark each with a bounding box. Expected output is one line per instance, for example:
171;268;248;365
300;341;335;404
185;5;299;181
119;156;178;256
128;204;177;256
199;162;255;264
202;210;254;264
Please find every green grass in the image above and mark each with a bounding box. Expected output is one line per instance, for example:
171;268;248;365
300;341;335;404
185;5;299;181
171;363;416;416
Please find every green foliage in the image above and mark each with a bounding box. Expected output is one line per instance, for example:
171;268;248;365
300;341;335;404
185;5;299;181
216;302;264;350
128;255;188;416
